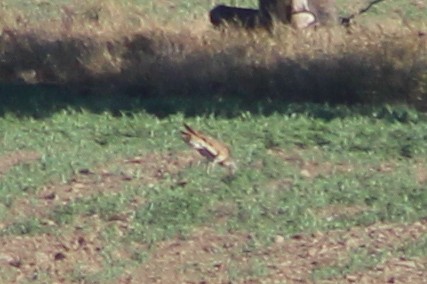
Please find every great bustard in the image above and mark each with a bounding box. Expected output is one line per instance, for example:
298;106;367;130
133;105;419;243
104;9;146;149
181;123;237;175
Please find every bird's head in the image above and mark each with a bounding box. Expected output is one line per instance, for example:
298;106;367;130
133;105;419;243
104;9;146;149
222;159;238;175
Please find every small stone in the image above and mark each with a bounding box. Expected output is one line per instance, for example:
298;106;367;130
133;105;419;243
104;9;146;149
274;235;285;244
346;275;358;282
300;169;311;178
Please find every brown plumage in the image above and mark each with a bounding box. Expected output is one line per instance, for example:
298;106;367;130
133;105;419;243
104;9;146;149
181;123;237;175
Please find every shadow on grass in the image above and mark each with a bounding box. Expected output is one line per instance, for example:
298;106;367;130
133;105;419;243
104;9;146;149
0;83;423;123
0;29;426;119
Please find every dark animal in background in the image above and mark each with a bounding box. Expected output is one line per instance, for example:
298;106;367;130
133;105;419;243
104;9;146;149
209;5;272;32
210;0;384;31
259;0;337;28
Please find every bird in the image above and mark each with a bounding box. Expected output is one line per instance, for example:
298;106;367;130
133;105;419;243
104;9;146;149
181;123;237;175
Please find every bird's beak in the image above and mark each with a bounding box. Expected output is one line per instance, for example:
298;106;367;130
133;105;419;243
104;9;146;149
227;161;238;175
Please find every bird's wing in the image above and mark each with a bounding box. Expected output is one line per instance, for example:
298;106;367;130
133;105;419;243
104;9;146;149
181;124;221;159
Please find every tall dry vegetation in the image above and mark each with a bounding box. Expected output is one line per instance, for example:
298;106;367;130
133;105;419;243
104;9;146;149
0;0;426;109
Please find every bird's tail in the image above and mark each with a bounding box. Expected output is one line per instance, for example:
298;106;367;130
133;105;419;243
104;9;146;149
181;123;199;143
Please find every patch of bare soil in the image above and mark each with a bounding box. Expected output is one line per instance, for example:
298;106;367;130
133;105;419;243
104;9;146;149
120;221;427;284
0;215;119;283
0;151;40;177
268;147;403;180
314;204;369;221
326;257;427;284
5;150;199;226
0;150;205;283
119;228;253;284
267;148;354;179
415;163;427;185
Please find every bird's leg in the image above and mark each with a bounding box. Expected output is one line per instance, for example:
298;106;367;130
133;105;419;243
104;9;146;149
196;159;202;168
207;161;218;175
227;164;236;176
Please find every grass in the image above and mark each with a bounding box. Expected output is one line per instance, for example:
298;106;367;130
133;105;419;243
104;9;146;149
1;1;426;110
1;102;427;282
311;247;391;280
312;228;427;281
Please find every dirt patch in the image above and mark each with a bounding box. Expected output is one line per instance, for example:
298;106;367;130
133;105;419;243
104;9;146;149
120;220;427;283
415;163;427;185
326;257;427;284
267;147;402;180
1;220;425;284
0;151;40;177
0;215;117;283
315;204;369;221
267;148;354;179
0;150;201;283
119;228;254;283
5;150;199;226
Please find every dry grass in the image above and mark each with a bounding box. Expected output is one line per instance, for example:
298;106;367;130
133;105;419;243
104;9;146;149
0;1;426;108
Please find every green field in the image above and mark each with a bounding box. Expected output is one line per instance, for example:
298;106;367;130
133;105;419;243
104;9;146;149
0;0;427;283
1;99;427;283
